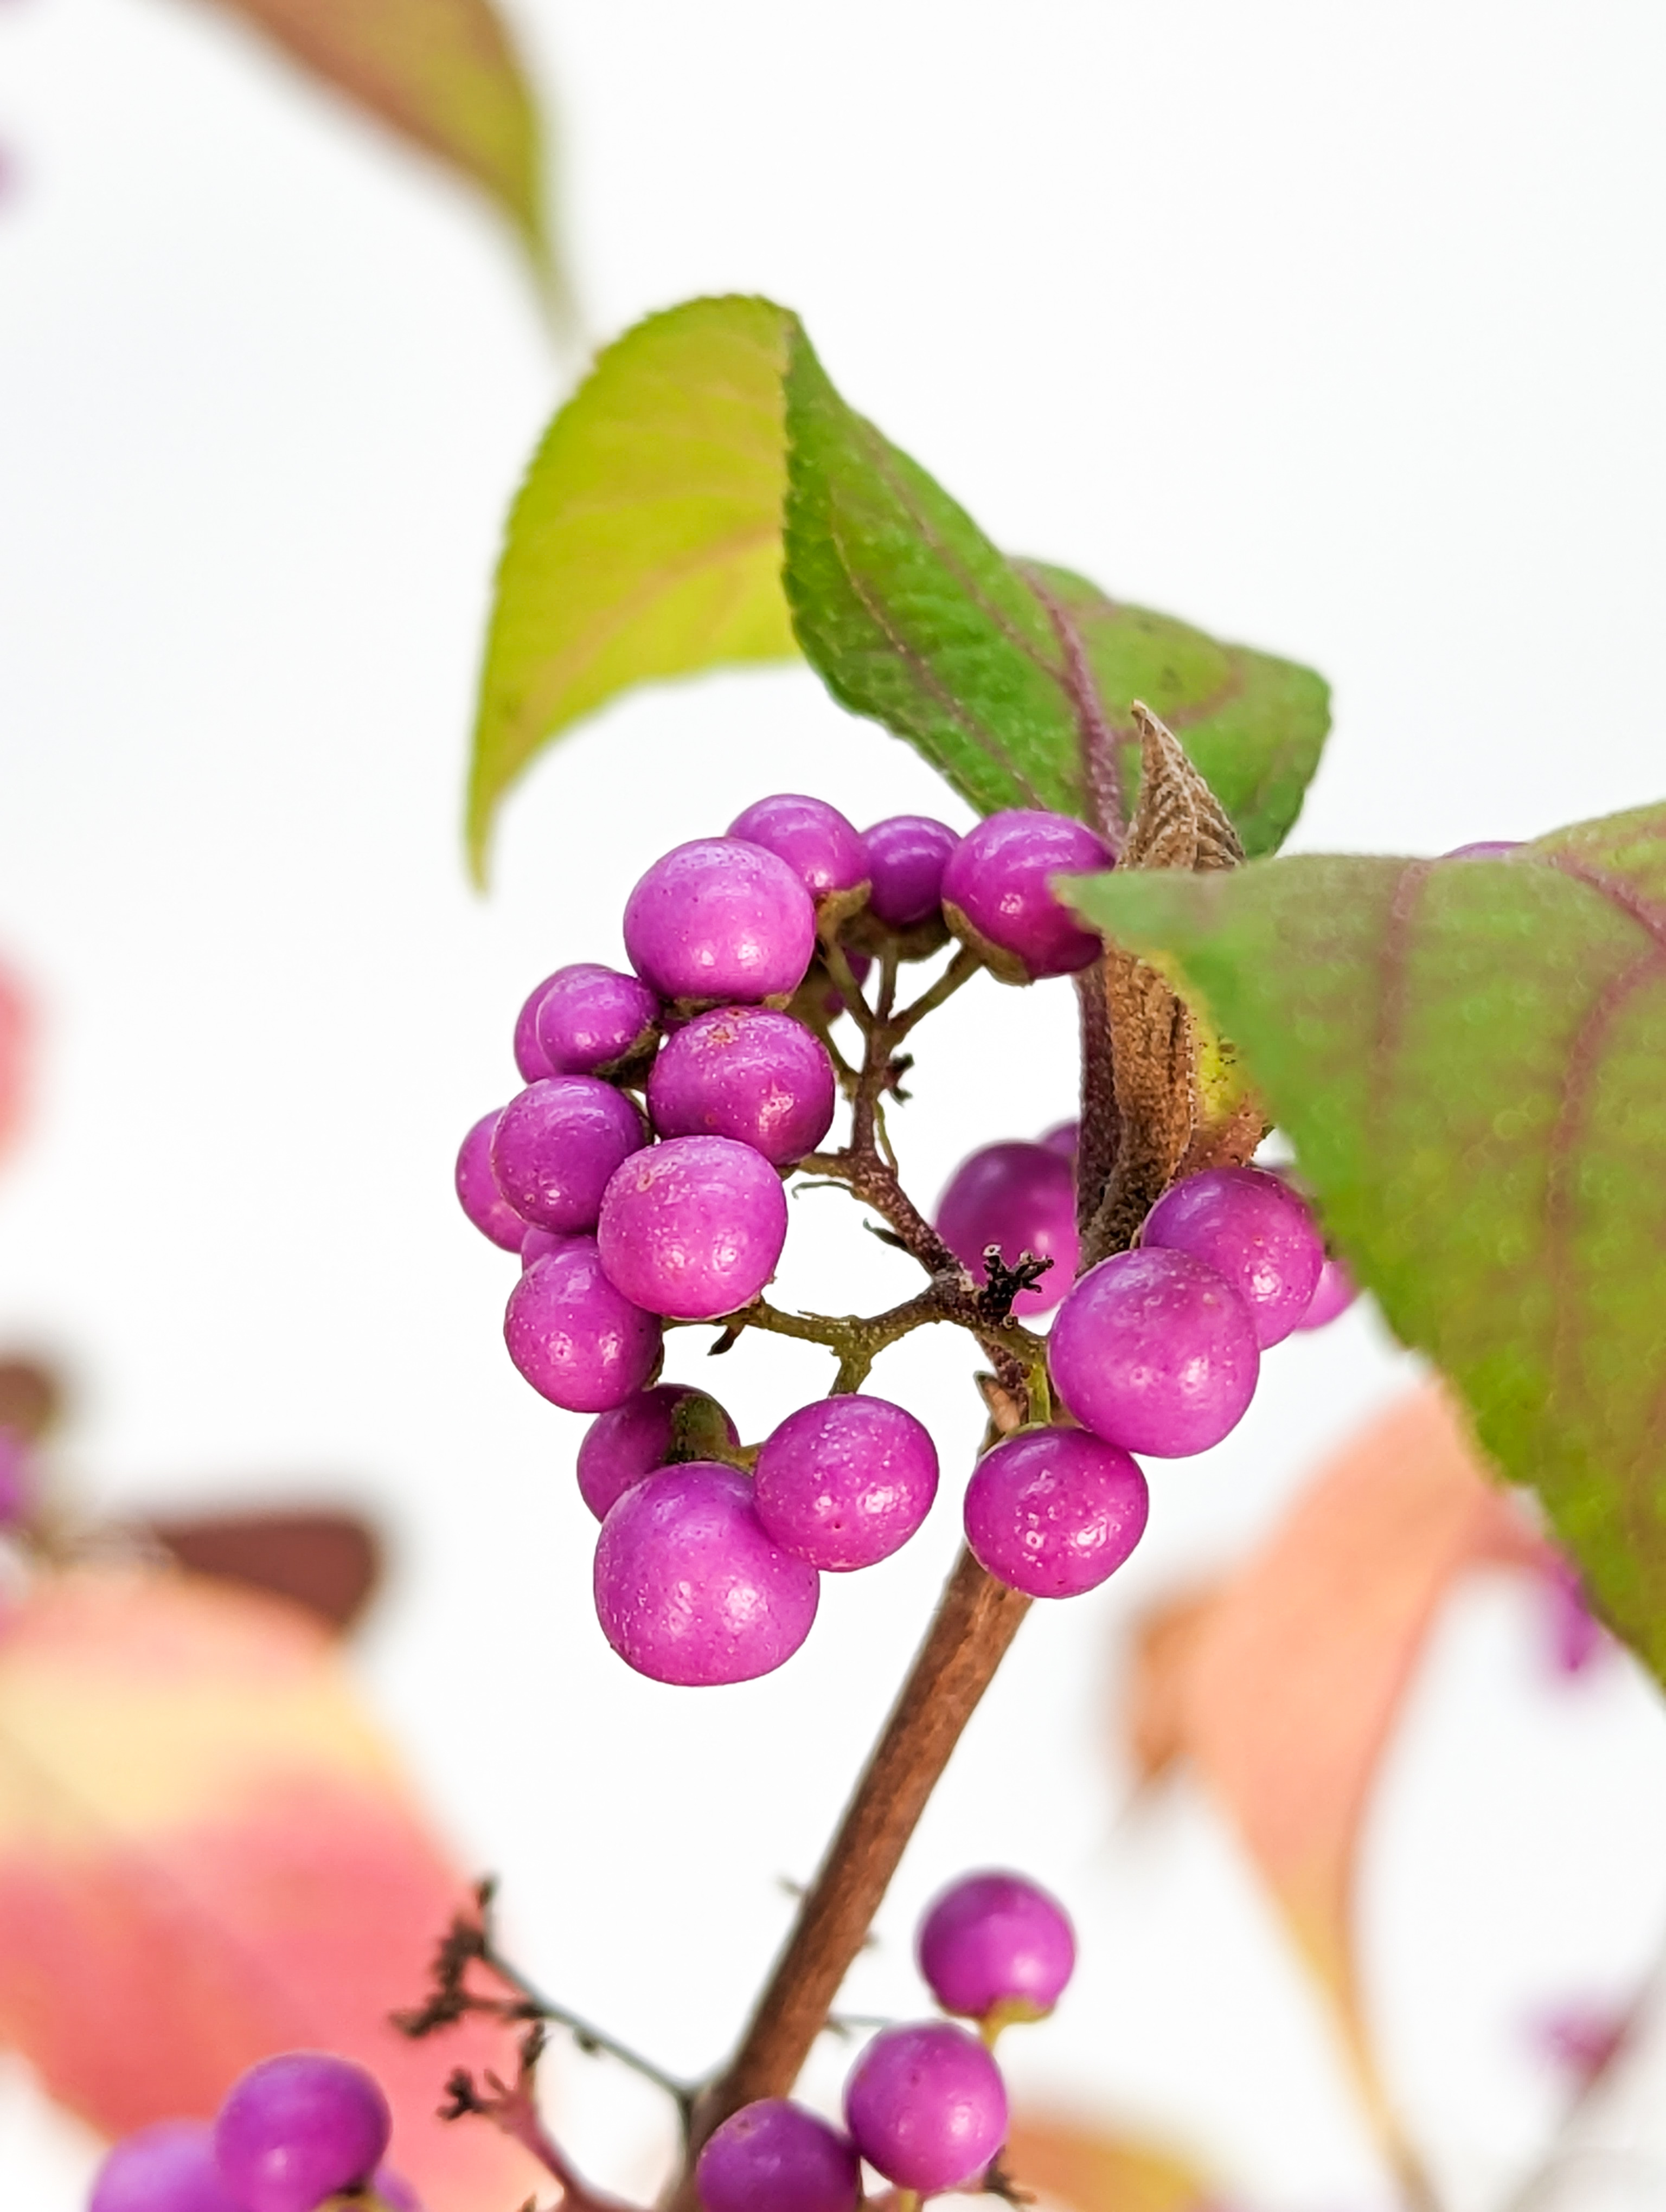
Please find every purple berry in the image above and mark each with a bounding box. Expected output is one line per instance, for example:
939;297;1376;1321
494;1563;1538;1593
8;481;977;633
213;2051;390;2212
1293;1251;1358;1330
696;2100;861;2212
861;814;961;929
371;2171;424;2212
576;1382;740;1521
593;1461;819;1684
455;1110;525;1253
1445;839;1524;859
728;794;868;906
533;963;659;1076
521;1224;571;1269
1049;1249;1259;1457
940;810;1110;980
964;1426;1148;1598
1141;1166;1323;1349
624;839;816;1005
842;2022;1007;2194
1040;1120;1078;1161
91;2123;240;2212
598;1135;789;1321
504;1239;661;1411
648;1007;836;1167
513;972;562;1082
917;1870;1077;2023
753;1395;939;1572
0;1426;33;1528
491;1077;645;1234
935;1141;1078;1316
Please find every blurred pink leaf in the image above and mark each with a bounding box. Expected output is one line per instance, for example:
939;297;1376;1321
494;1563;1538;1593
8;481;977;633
0;1564;543;2210
0;962;31;1161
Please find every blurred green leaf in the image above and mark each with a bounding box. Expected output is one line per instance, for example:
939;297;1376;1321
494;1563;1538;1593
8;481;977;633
468;295;799;879
1071;808;1666;1682
197;0;553;277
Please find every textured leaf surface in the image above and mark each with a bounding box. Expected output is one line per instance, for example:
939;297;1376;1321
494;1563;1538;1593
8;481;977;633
198;0;549;264
0;1567;541;2209
1005;2114;1214;2212
469;295;799;878
1074;806;1666;1680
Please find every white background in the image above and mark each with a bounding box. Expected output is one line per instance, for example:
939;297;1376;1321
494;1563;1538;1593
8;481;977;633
3;3;1666;2208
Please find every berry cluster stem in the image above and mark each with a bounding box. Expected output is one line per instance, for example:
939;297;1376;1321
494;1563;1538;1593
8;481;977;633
670;1546;1031;2202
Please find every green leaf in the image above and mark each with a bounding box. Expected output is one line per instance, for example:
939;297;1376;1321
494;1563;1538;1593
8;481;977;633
1069;807;1666;1683
781;327;1330;856
467;296;801;880
198;0;556;284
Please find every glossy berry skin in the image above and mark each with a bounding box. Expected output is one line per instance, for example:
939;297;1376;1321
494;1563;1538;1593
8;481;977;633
648;1007;836;1166
624;839;816;1005
455;1111;526;1253
521;1225;569;1269
696;2099;861;2212
598;1135;789;1321
576;1382;740;1521
861;814;961;928
491;1077;645;1235
1141;1166;1323;1349
1295;1252;1358;1330
504;1240;661;1412
1049;1248;1259;1457
90;2123;240;2212
1040;1120;1078;1161
754;1395;939;1572
964;1427;1148;1597
917;1870;1077;2022
213;2051;390;2212
842;2021;1008;2194
513;972;562;1082
935;1141;1078;1316
728;794;868;905
533;963;659;1076
593;1461;819;1685
371;2172;424;2212
941;810;1110;980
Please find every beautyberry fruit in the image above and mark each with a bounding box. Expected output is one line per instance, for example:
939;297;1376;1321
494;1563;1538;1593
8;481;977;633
598;1135;789;1321
1049;1248;1259;1456
1295;1252;1358;1330
1040;1120;1078;1161
728;794;868;907
504;1240;662;1411
935;1140;1078;1315
576;1383;740;1521
454;1111;526;1252
0;1426;34;1529
371;2172;424;2212
513;972;563;1082
491;1077;645;1236
842;2021;1007;2194
593;1462;819;1685
861;814;962;929
91;2123;240;2212
1445;839;1524;859
940;810;1110;980
533;963;659;1077
696;2100;861;2212
1141;1166;1323;1348
964;1426;1148;1597
213;2051;390;2212
648;1007;836;1167
753;1394;939;1571
917;1870;1077;2024
624;839;816;1005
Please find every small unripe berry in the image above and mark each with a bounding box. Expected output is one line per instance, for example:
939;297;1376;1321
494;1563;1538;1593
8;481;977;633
696;2100;860;2212
624;839;816;1005
455;1110;526;1252
941;809;1109;980
935;1140;1077;1315
729;794;868;906
505;1240;661;1411
594;1462;819;1684
492;1077;645;1234
648;1006;836;1166
533;963;659;1076
753;1394;938;1571
91;2122;240;2212
598;1135;789;1321
842;2021;1007;2194
1049;1249;1259;1457
861;814;961;929
213;2051;390;2212
917;1870;1077;2023
1141;1166;1323;1348
576;1382;740;1521
964;1426;1148;1597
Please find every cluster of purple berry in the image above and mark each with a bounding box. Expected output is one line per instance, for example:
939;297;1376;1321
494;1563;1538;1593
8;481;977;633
90;2052;413;2212
697;1869;1074;2211
456;790;1359;1686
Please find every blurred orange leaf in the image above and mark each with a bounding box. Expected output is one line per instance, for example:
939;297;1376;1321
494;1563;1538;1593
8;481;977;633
0;1565;543;2210
1005;2113;1216;2212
